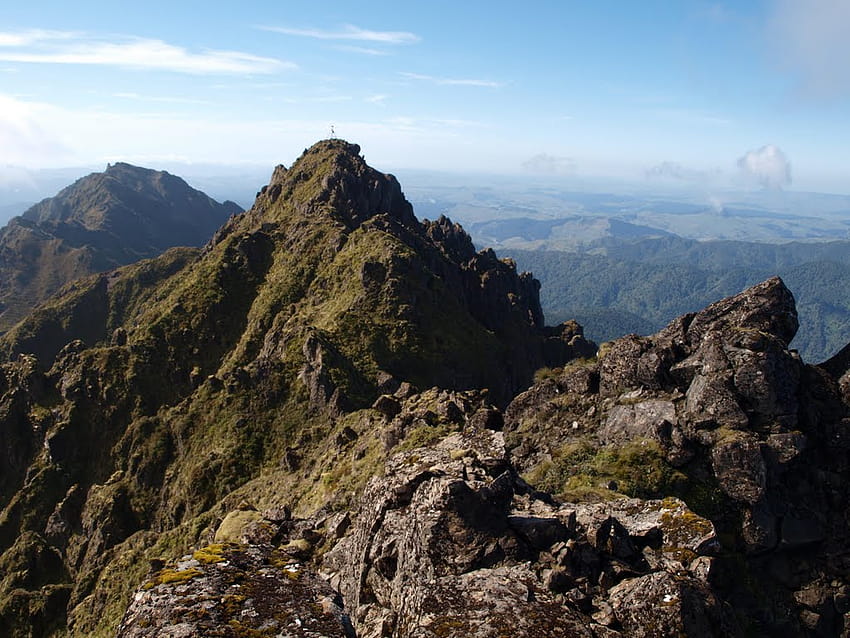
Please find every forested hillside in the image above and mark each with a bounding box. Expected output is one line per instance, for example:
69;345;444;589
507;239;850;363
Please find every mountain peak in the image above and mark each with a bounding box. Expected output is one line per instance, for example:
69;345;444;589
0;141;598;635
0;162;239;332
256;138;415;231
304;137;362;158
103;161;158;176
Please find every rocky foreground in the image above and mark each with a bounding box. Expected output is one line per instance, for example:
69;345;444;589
117;276;849;637
0;141;847;636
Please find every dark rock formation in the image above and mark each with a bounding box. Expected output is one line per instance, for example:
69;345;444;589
321;424;735;637
505;276;850;636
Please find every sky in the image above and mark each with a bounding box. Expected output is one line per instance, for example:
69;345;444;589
1;0;849;193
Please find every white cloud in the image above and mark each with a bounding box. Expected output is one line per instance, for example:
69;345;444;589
0;30;291;75
0;29;76;47
113;92;210;105
366;94;389;106
399;72;502;88
522;153;576;175
769;0;850;96
646;161;716;181
335;45;390;56
737;144;791;189
0;92;490;170
261;24;419;45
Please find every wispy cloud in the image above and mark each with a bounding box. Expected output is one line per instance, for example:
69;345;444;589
366;94;389;106
113;92;210;105
399;72;502;88
335;45;389;56
0;29;76;47
0;92;491;170
645;161;721;182
0;30;292;75
279;94;353;105
522;153;576;175
0;94;73;165
261;24;419;45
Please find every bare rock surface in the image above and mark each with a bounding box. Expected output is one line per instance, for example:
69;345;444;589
117;543;355;638
505;276;850;636
321;425;734;637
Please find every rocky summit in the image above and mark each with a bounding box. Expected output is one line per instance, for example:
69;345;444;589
0;140;847;637
0;162;241;332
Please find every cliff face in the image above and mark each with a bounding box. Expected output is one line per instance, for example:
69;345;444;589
0;163;241;332
0;140;592;636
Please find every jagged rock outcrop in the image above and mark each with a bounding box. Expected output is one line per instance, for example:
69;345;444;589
0;163;240;334
505;276;850;636
0;140;592;636
116;389;734;637
320;425;735;637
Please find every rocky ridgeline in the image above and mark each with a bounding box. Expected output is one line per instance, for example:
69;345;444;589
121;276;848;637
118;393;729;638
116;278;849;636
0;140;596;636
504;276;850;635
0;141;847;636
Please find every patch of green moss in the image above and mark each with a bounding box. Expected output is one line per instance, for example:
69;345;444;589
214;510;263;544
143;567;202;589
525;437;686;502
193;543;230;564
533;366;563;383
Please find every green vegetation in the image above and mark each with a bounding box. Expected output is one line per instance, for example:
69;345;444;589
525;437;686;502
507;243;850;363
397;423;457;452
0;139;574;636
193;543;231;564
143;567;202;589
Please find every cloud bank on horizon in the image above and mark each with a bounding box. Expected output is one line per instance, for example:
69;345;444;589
0;1;847;194
737;145;792;190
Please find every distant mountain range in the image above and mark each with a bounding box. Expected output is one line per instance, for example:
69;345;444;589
0;163;241;331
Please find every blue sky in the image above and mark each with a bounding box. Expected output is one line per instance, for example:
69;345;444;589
1;0;849;192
